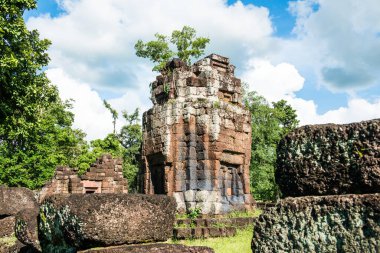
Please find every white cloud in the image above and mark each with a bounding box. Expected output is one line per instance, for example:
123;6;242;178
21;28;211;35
242;60;380;126
47;68;152;140
291;97;380;125
27;0;380;140
28;0;273;91
47;68;114;140
286;0;380;91
242;59;305;102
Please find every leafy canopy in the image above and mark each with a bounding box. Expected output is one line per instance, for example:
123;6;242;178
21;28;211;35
0;0;89;189
244;92;299;201
135;26;210;71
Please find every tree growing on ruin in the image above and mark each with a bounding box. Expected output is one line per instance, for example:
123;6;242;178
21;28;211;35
244;92;299;201
135;26;210;71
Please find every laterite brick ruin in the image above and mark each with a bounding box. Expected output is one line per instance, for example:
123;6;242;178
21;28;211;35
39;154;128;201
140;54;253;214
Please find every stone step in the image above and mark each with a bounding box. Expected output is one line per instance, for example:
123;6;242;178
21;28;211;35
175;216;256;228
173;227;237;240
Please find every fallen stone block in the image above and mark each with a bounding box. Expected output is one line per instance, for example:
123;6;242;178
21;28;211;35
39;194;176;252
252;194;380;253
15;207;41;251
0;186;38;216
78;244;214;253
276;119;380;197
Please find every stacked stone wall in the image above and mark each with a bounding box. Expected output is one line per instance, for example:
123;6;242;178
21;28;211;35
39;154;127;202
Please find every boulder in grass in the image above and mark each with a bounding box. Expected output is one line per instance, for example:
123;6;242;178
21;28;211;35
276;119;380;197
0;186;38;216
39;194;177;252
252;194;380;253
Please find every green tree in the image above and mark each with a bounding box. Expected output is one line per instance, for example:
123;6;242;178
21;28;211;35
244;92;299;201
77;106;142;192
103;99;118;134
119;108;142;192
0;0;88;188
135;26;210;71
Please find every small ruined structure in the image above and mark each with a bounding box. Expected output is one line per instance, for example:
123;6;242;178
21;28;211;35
39;154;127;201
140;54;253;214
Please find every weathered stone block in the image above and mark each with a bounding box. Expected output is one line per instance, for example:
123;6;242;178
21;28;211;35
15;207;41;251
276;119;380;197
78;244;215;253
252;194;380;253
39;194;176;252
0;186;37;216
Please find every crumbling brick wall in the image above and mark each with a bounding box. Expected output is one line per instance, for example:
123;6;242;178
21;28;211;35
140;54;253;214
39;154;127;201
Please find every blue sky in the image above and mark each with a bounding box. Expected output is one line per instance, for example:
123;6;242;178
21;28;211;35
25;0;380;140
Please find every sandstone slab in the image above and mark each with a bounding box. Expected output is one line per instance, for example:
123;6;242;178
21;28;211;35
252;194;380;253
0;186;37;216
276;119;380;197
38;194;176;252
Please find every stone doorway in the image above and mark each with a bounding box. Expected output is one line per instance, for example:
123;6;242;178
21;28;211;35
219;162;243;197
150;164;166;194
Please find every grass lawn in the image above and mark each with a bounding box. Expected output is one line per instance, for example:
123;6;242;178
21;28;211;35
169;226;253;253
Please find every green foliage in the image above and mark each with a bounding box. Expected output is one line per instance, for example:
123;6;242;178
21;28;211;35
0;0;88;189
76;107;142;192
163;83;170;94
135;33;173;71
135;26;210;71
187;207;202;220
244;92;299;201
119;108;142;192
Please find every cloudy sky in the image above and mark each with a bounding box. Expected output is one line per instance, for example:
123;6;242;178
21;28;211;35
25;0;380;140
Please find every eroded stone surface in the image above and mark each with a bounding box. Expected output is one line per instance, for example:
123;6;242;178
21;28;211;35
79;244;214;253
38;194;176;252
15;207;41;251
252;194;380;253
140;54;253;214
0;186;37;216
276;119;380;197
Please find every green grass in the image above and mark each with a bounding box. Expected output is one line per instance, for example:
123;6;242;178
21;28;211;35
169;227;253;253
0;234;17;246
226;209;262;218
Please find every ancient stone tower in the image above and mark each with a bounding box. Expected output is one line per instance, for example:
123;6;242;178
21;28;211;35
140;54;253;214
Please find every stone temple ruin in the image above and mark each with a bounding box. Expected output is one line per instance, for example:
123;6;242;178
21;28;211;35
39;154;128;201
140;54;253;214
